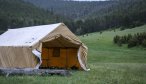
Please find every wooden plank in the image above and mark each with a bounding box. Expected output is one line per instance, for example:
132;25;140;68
41;48;49;60
41;48;49;67
0;68;71;77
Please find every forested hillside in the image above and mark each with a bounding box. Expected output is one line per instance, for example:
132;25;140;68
23;0;116;20
0;0;146;35
0;0;65;33
24;0;146;35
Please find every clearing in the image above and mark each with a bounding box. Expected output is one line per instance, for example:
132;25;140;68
0;25;146;84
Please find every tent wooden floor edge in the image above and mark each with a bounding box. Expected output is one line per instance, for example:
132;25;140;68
0;68;71;77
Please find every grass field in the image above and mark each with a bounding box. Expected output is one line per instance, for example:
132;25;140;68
0;25;146;84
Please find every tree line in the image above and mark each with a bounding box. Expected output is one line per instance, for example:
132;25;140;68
113;32;146;48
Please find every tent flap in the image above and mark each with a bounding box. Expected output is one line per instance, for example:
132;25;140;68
32;49;42;69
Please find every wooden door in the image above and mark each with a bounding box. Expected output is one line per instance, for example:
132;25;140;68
66;48;81;69
41;48;49;68
48;48;66;68
40;47;80;69
41;47;67;68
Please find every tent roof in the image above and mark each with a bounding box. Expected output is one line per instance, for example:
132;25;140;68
0;23;62;46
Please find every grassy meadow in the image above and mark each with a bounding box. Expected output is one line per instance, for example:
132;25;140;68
0;25;146;84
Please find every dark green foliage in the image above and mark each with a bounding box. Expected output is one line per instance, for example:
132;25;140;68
117;40;122;47
142;39;146;48
128;38;139;48
127;34;132;42
23;0;116;19
113;35;120;44
113;32;146;48
0;0;66;33
100;31;102;34
120;27;125;31
23;0;146;35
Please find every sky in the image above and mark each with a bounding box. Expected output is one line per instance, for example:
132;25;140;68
73;0;107;1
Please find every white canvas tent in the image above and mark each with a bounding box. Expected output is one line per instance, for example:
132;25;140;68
0;23;89;71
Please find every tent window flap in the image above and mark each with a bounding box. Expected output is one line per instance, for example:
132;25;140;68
53;48;60;57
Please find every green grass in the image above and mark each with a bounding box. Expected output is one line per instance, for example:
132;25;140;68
0;25;146;84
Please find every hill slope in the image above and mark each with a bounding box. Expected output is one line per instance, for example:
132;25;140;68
24;0;146;35
0;0;64;33
23;0;116;19
80;25;146;63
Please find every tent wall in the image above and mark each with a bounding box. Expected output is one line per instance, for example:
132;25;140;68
0;47;37;68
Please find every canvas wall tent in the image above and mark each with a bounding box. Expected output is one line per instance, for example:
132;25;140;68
0;23;89;71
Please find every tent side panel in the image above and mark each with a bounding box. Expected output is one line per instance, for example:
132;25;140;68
0;47;37;68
